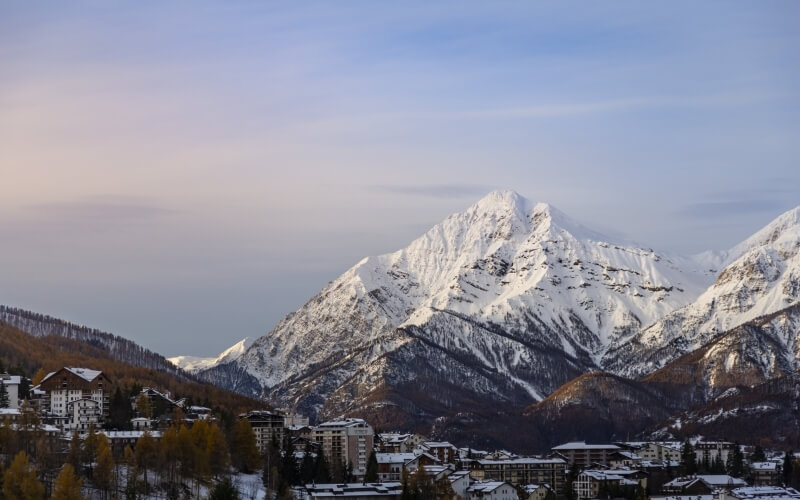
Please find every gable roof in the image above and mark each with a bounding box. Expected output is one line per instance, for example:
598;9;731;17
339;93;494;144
41;367;103;384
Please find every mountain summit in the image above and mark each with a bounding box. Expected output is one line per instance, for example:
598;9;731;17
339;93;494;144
198;191;712;425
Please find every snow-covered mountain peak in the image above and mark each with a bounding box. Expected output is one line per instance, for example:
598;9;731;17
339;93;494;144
471;189;530;214
605;204;800;377
226;190;711;403
721;205;800;267
168;337;255;373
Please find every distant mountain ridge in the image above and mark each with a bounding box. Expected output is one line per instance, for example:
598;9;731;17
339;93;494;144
168;337;254;373
0;305;188;378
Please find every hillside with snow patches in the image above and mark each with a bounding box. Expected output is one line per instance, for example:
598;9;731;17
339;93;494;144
190;190;797;425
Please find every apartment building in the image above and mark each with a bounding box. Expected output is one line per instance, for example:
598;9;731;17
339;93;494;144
313;418;374;478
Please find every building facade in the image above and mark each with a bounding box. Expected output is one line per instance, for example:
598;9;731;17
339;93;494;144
0;374;21;409
471;458;566;493
313;418;374;479
39;368;111;431
551;442;620;468
241;410;285;453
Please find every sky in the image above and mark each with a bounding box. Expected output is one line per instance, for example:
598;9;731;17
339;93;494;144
1;2;798;357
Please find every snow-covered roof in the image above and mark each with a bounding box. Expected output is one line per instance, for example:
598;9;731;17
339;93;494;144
552;441;620;451
581;470;638;483
524;484;553;492
478;457;566;465
424;441;456;448
697;475;748;487
303;483;402;497
448;470;471;483
0;375;22;385
316;418;368;428
41;367;103;384
467;481;511;492
0;409;21;416
100;431;163;439
376;453;416;464
750;462;778;471
730;487;800;499
651;495;714;500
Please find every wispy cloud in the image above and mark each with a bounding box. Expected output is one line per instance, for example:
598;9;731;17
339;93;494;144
369;183;496;198
678;199;789;218
24;197;176;225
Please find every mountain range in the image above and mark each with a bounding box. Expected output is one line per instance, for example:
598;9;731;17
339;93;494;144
173;190;799;447
4;190;796;450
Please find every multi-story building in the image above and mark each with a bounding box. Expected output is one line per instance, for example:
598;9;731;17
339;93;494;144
378;433;427;453
424;441;459;464
241;410;285;453
313;418;374;479
617;442;682;463
749;462;780;486
39;367;111;431
551;442;620;468
470;458;566;493
574;470;640;500
694;441;736;466
0;374;21;409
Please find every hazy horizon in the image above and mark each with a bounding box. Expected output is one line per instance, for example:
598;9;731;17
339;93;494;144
2;2;798;356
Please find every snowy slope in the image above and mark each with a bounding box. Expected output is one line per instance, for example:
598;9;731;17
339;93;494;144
169;337;254;373
207;190;711;417
603;206;800;377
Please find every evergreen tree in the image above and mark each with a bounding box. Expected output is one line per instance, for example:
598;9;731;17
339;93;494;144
343;461;356;483
565;462;580;500
108;387;133;430
0;381;9;409
726;443;745;478
680;441;697;476
3;451;45;500
208;477;240;500
783;452;793;486
280;434;297;487
751;446;766;463
66;431;82;473
51;464;84;500
364;450;378;483
94;439;115;498
313;450;331;483
299;443;315;485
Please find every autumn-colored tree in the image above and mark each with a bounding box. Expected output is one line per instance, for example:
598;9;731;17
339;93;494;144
159;425;182;497
31;368;47;386
230;419;261;473
135;394;152;419
51;464;84;500
0;417;17;459
66;431;83;473
135;431;158;491
207;422;230;478
3;451;45;500
94;438;115;498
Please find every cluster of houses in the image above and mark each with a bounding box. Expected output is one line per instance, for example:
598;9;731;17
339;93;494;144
2;369;797;499
296;439;798;500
